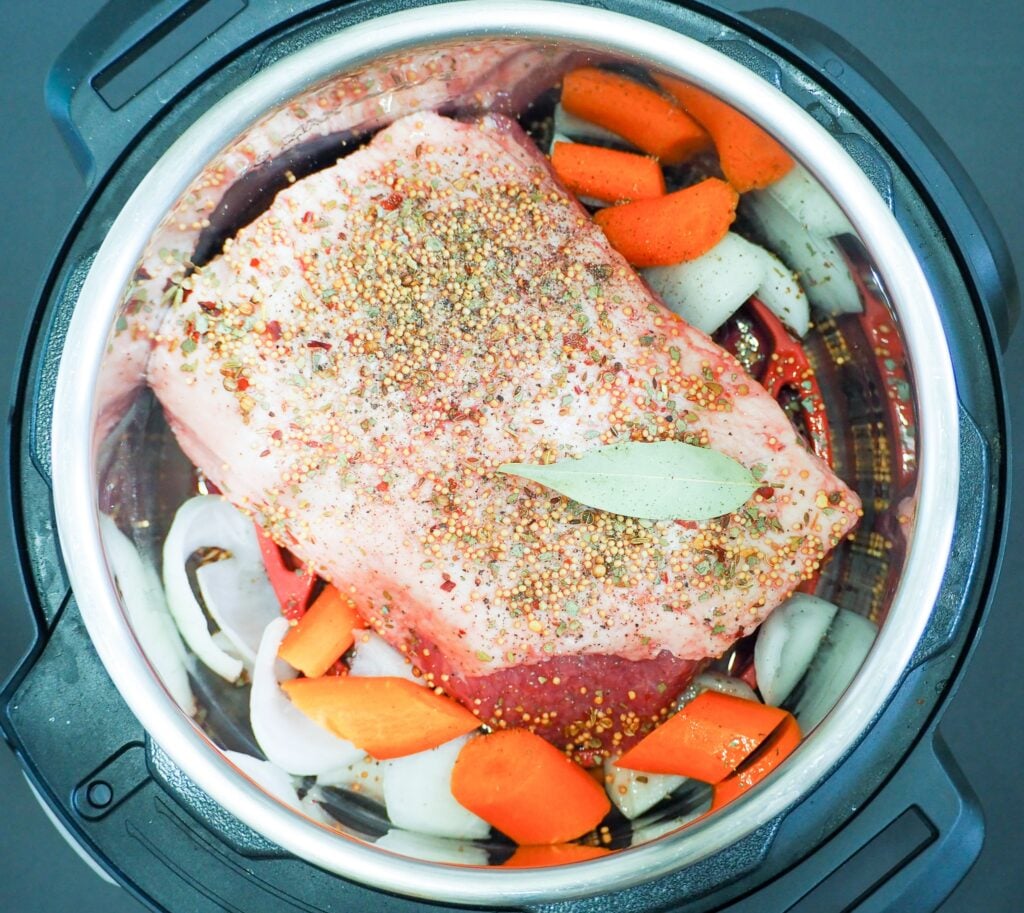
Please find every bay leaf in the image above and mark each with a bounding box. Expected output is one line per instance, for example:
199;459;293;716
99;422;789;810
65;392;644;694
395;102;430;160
498;441;756;521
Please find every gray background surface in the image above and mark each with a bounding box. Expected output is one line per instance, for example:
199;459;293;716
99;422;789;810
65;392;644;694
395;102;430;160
1;1;1021;910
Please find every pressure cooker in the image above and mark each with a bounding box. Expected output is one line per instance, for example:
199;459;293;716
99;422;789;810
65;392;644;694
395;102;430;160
1;1;1017;911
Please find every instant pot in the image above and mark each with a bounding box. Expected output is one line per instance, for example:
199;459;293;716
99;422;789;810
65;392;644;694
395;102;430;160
1;1;1018;911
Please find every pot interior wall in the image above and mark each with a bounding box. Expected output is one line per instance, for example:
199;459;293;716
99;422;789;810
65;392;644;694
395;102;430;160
91;33;917;866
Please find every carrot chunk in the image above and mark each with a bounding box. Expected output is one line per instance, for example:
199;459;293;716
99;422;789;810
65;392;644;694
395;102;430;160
593;177;738;267
654;75;794;192
561;68;710;164
277;584;360;677
551;142;665;204
615;691;789;783
281;675;480;759
503;843;612;867
711;713;802;810
450;729;611;845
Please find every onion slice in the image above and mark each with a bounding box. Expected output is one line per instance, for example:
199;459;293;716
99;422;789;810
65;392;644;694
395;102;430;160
643;232;810;336
250;617;364;776
743;191;861;315
643;233;762;335
376;829;488;865
223;750;301;810
763;163;855;239
298;786;338;827
383;735;492;840
317;755;387;805
749;247;810;337
348;630;422;684
223;750;334;826
629;792;712;846
754;594;839;707
604;758;685;820
99;515;196;715
690;670;759;703
163;496;277;681
793;609;877;732
195;556;281;666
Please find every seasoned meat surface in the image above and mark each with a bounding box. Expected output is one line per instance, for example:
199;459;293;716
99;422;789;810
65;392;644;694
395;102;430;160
147;111;860;756
99;40;570;441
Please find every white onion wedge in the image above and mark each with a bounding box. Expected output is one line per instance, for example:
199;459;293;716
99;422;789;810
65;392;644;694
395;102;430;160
222;750;302;809
643;233;763;334
223;750;334;825
383;736;491;839
604;757;684;820
376;829;488;865
676;670;759;710
163;496;274;681
317;755;386;805
693;670;759;702
764;164;855;238
553;102;625;146
743;191;861;315
643;232;809;337
210;630;242;659
794;609;877;732
749;246;810;336
298;787;338;827
99;515;196;715
755;594;839;707
250;617;365;776
629;794;712;845
348;630;421;684
195;556;281;667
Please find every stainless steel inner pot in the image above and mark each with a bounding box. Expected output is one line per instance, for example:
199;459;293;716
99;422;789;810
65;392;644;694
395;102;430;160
50;0;958;904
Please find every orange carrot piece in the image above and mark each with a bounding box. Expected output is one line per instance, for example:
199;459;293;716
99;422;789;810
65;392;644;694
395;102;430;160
561;67;710;164
281;675;480;759
503;843;612;868
277;584;360;678
593;177;738;267
450;729;611;845
654;74;794;192
711;714;802;810
551;142;665;204
616;691;789;783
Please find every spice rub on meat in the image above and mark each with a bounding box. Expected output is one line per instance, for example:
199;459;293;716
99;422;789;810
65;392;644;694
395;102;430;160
147;111;860;759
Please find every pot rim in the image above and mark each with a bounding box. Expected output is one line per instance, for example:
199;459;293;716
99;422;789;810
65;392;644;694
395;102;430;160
51;0;959;904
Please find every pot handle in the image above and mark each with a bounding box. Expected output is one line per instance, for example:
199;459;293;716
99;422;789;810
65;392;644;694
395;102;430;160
46;0;266;184
743;7;1019;350
718;728;982;913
